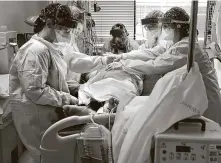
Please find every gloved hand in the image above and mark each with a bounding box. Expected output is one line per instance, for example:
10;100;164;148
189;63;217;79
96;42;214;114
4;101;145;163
63;105;96;116
104;56;119;64
105;62;123;71
113;55;122;62
70;96;79;105
67;81;80;96
102;52;122;62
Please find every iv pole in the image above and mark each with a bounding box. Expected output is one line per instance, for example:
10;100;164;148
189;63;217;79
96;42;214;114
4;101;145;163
187;0;198;72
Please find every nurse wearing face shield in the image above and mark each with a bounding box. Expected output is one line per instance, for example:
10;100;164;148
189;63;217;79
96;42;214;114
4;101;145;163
51;6;117;97
139;10;164;50
9;3;81;162
105;10;166;62
107;7;221;124
60;15;117;76
54;7;84;96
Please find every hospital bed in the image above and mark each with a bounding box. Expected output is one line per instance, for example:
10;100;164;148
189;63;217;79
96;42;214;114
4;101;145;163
40;114;115;163
40;114;221;163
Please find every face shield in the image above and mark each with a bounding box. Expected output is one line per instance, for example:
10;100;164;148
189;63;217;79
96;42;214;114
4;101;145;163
141;18;162;48
73;22;83;37
54;24;72;43
144;24;161;37
155;18;189;49
54;5;78;43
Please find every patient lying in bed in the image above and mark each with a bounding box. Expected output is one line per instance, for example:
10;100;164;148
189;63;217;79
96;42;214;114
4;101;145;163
77;45;165;113
62;37;165;113
78;68;144;112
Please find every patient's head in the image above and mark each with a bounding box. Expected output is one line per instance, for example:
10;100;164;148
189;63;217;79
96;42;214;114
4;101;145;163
109;23;130;54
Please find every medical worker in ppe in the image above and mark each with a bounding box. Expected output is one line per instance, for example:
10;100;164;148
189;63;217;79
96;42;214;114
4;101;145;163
139;10;164;50
9;3;90;162
51;5;116;97
133;10;167;95
107;7;221;124
55;6;84;97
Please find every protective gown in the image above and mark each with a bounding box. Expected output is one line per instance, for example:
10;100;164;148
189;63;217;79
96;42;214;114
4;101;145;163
119;37;221;124
10;34;115;162
54;42;81;83
119;44;167;95
9;35;75;162
212;1;221;48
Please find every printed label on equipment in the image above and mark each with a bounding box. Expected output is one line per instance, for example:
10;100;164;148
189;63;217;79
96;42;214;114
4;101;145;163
209;145;217;150
183;153;189;160
209;157;218;163
210;151;217;157
176;153;181;160
161;142;167;148
169;153;174;160
191;154;196;161
218;151;221;157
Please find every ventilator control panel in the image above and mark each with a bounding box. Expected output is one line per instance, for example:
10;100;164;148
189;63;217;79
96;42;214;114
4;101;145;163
157;141;221;163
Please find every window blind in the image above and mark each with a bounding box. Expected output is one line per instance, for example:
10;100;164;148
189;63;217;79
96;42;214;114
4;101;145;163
91;0;135;43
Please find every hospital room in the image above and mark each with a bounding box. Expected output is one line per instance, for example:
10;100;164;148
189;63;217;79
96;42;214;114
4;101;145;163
1;0;221;163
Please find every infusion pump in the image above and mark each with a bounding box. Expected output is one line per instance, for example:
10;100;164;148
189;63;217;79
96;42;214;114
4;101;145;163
154;117;221;163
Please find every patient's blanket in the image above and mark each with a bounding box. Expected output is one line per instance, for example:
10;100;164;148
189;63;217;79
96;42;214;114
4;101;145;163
78;69;143;106
112;63;208;163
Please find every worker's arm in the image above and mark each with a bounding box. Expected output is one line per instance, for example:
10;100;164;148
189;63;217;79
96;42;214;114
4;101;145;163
120;41;188;76
66;51;115;73
129;39;140;50
18;49;78;107
62;43;108;74
119;45;166;61
138;41;149;50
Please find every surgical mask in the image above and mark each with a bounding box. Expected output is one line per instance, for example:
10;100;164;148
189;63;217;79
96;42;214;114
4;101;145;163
159;28;175;41
158;29;174;49
55;29;71;43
